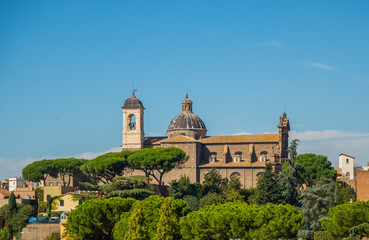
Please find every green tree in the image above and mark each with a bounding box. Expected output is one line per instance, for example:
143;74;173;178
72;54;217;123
168;175;203;199
320;201;369;239
66;197;136;240
154;198;181;240
114;196;190;240
8;192;17;215
255;163;283;205
1;204;33;239
180;202;304;240
182;195;199;211
199;192;226;208
298;178;336;239
44;232;61;240
101;175;155;200
283;153;337;186
339;181;357;203
53;158;87;186
128;147;188;186
0;227;11;240
81;151;131;184
124;202;148;240
280;139;305;205
202;168;226;195
22;159;58;182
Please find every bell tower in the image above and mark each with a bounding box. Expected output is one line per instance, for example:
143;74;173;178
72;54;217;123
278;112;290;159
122;91;145;150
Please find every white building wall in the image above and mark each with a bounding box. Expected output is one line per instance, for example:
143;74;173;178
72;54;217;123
8;177;26;192
339;154;354;180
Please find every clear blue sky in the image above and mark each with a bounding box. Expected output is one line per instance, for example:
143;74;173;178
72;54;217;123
1;1;369;178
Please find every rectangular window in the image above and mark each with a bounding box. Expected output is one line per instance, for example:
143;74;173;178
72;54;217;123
234;157;241;163
49;182;53;186
60;200;64;207
57;182;61;186
64;182;68;186
346;172;350;178
260;156;266;162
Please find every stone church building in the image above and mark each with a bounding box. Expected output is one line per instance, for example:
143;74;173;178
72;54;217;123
122;91;290;188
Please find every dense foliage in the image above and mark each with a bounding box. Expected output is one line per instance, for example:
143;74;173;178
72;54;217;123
100;175;155;199
0;196;34;240
81;151;131;184
127;147;188;186
66;197;136;240
283;153;337;185
180;202;305;240
114;196;190;240
22;159;58;182
320;201;369;239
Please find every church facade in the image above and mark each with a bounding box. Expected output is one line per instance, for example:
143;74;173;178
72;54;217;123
121;92;290;188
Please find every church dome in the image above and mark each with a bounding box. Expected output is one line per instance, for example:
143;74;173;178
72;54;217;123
122;91;144;109
167;93;207;139
168;113;206;130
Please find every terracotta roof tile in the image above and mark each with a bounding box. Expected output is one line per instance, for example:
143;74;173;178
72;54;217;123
144;137;167;145
339;153;355;159
199;134;279;144
154;135;199;144
0;189;11;197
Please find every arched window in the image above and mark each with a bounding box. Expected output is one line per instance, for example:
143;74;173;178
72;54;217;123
230;172;241;177
129;115;136;130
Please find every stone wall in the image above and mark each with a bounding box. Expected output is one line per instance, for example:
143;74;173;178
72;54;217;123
21;223;60;240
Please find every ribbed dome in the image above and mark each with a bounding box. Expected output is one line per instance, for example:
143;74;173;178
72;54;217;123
168;112;206;130
122;91;144;109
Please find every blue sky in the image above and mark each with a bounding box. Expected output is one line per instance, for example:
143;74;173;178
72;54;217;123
1;1;369;179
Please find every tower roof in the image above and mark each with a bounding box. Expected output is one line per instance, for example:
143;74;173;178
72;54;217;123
122;91;144;109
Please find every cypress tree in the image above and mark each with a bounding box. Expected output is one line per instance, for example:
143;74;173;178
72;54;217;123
124;202;147;240
154;198;181;240
8;192;17;214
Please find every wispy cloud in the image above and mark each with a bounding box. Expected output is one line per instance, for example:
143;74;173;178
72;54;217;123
290;130;369;141
259;40;282;47
302;61;338;71
72;147;122;160
290;130;369;166
233;132;254;135
0;147;122;179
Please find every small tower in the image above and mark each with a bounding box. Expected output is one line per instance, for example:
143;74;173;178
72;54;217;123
278;112;290;159
122;91;145;150
339;153;355;180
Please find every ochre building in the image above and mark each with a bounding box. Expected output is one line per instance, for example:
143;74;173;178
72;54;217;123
121;92;290;188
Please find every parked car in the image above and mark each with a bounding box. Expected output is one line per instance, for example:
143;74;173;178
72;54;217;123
28;217;37;223
49;217;60;223
37;216;49;223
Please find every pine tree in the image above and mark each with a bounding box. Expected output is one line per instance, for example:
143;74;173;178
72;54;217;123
154;198;180;240
124;202;148;240
255;163;283;205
